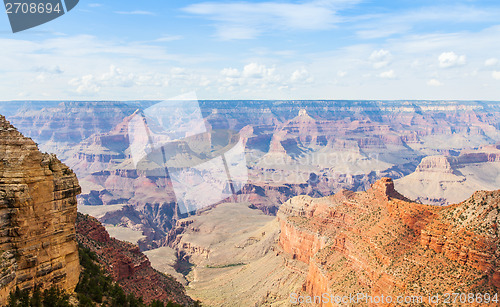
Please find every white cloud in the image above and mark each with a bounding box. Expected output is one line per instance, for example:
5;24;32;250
34;66;63;74
242;63;276;78
438;52;466;68
379;70;395;79
115;10;155;16
182;0;360;39
427;79;443;86
88;3;102;8
68;65;164;94
353;6;500;40
485;58;499;67
153;35;183;43
337;71;347;77
492;71;500;80
69;75;100;94
221;68;240;78
290;69;313;83
369;49;392;69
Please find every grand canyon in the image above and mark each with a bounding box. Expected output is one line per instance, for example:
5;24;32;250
1;100;499;306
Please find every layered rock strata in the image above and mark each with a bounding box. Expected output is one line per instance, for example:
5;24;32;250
76;213;194;305
278;178;499;306
0;115;81;304
396;147;500;205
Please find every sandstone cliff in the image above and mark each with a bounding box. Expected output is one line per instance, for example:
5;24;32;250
0;115;81;305
75;213;194;305
278;178;499;306
396;148;500;206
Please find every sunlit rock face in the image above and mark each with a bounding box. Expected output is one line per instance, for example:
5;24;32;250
278;178;499;306
0;115;81;305
75;213;195;305
396;145;500;206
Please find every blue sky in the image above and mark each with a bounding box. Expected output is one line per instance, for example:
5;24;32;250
0;0;500;100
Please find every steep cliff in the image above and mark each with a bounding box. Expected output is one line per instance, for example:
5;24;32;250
278;178;499;306
396;148;500;205
76;213;194;305
0;115;81;305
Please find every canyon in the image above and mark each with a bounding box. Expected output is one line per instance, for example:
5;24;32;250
278;177;499;306
0;115;81;305
395;144;500;205
0;114;196;306
164;177;499;306
76;212;194;305
5;100;500;250
2;100;500;305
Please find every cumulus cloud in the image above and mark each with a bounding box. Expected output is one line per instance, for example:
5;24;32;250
290;69;313;83
369;49;392;69
221;68;240;78
69;74;100;94
379;70;395;79
485;58;499;67
438;52;466;68
492;71;500;80
427;79;443;86
69;65;138;94
242;63;276;78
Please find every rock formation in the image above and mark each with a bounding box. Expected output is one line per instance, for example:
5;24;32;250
0;115;81;305
75;213;194;305
396;145;500;205
7;101;144;160
278;177;499;306
8;100;500;250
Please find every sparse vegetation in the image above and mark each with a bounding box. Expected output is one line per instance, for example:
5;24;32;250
205;263;246;268
7;247;196;307
8;286;71;307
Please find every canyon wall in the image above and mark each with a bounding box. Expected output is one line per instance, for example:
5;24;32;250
396;144;500;205
8;100;500;251
76;213;194;305
0;115;81;304
278;178;499;306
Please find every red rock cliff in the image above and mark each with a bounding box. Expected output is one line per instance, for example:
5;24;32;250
0;115;81;304
75;213;194;305
278;177;499;306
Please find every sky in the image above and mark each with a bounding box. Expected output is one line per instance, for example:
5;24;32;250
0;0;500;100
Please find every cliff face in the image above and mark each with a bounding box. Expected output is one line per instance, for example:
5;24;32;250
8;102;141;160
75;213;194;305
0;115;81;304
278;178;499;306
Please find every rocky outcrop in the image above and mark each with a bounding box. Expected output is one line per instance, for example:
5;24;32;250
396;148;500;206
278;178;499;306
0;115;81;305
414;155;455;173
76;213;194;305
